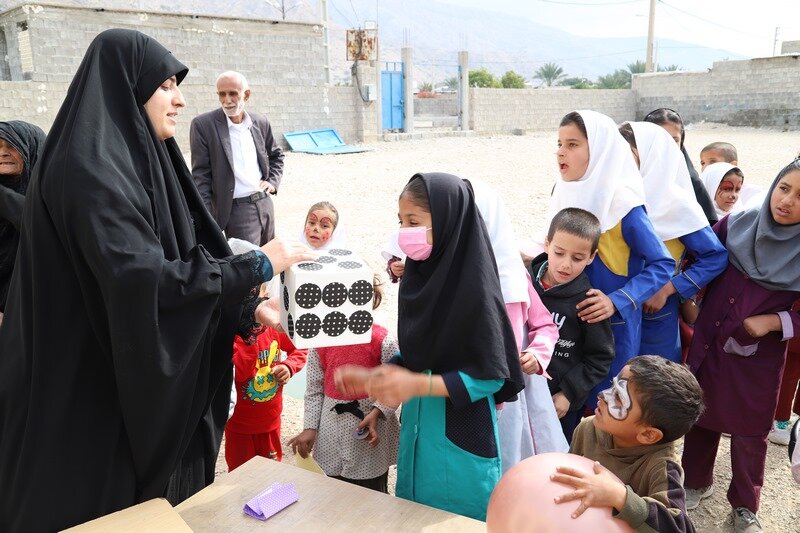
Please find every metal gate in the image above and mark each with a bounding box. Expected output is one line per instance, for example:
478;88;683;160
381;61;404;131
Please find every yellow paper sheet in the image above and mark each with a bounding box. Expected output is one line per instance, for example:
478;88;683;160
294;454;326;475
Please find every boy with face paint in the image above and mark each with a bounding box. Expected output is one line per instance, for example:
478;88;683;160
552;356;704;533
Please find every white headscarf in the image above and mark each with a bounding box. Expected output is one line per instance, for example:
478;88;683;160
700;162;744;219
298;205;348;251
382;177;530;305
629;122;708;241
547;110;645;233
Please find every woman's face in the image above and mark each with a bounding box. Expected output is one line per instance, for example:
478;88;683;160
556;123;590;182
714;172;743;214
304;208;337;248
144;76;185;140
0;139;24;177
771;169;800;225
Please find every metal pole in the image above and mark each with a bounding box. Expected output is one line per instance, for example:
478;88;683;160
402;46;414;133
645;0;656;73
320;0;331;84
773;26;780;56
458;50;469;131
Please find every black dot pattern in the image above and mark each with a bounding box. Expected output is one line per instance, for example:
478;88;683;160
296;314;321;339
348;310;373;334
317;255;337;264
339;261;363;270
322;282;348;307
348;280;374;306
286;314;294;338
328;248;352;256
297;262;323;271
323;312;347;336
280;272;285;284
295;283;322;309
283;285;290;311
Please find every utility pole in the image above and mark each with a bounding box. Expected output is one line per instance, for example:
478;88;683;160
320;0;331;84
645;0;656;73
773;26;781;56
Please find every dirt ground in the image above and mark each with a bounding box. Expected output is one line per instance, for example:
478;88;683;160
216;123;800;531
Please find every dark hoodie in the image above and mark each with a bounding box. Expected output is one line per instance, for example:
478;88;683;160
529;253;615;412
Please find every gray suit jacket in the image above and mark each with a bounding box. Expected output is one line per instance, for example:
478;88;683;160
189;108;284;229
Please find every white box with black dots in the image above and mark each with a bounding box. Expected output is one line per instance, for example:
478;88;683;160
278;248;374;349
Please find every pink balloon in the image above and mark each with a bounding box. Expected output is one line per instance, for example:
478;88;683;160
487;452;635;533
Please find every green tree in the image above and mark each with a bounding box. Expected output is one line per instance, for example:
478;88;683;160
533;62;565;87
469;68;501;88
557;76;594;89
627;60;647;74
500;70;526;89
596;68;631;89
658;64;680;72
443;76;459;90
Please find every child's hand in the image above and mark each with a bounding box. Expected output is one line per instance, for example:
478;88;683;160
271;364;291;384
366;365;421;405
552;391;570;418
288;429;317;459
358;407;382;448
552;461;628;517
389;260;405;279
643;283;675;314
334;365;372;397
743;314;782;338
577;289;616;323
519;352;540;374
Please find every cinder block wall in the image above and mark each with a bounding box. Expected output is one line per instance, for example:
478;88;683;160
414;93;457;116
0;4;369;150
469;88;637;133
634;56;800;129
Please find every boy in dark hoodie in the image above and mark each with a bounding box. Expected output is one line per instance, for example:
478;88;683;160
530;207;614;443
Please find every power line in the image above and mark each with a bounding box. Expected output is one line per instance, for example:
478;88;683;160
348;0;360;26
657;0;764;39
329;0;355;28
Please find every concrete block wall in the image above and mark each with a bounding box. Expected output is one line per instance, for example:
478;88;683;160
469;88;637;133
634;56;800;129
414;93;457;116
0;4;376;149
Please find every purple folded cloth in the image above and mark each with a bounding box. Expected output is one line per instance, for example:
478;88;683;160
243;482;299;520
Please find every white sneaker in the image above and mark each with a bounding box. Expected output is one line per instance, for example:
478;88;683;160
732;507;763;533
768;419;792;446
685;485;714;510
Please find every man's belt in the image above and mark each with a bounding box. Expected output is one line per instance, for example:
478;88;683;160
232;190;267;205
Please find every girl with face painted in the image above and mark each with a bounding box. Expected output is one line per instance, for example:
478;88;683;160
336;173;525;520
618;122;728;363
0;29;313;531
550;110;674;406
299;201;347;251
681;160;800;531
0;121;45;319
700;162;746;220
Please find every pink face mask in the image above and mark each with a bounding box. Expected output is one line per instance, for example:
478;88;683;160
398;226;433;261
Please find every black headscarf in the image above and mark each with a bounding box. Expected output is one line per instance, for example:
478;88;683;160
398;173;524;404
0;121;45;311
0;29;261;531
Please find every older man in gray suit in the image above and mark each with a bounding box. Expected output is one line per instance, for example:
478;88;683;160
190;71;284;245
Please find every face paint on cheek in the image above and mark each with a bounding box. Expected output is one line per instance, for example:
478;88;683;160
599;377;632;420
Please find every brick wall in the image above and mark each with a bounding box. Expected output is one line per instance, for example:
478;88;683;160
469;87;637;133
414;93;457;116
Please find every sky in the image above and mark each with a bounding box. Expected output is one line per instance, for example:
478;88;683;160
432;0;800;59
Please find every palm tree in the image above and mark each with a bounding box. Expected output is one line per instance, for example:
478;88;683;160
533;63;565;87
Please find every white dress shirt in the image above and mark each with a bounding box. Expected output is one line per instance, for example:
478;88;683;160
227;112;263;198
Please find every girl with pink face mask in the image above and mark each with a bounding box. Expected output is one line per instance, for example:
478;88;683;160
336;173;525;520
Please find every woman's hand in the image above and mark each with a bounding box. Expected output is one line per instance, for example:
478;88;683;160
367;365;424;405
260;237;316;275
577;289;616;323
552;391;570;418
288;429;317;459
334;365;373;397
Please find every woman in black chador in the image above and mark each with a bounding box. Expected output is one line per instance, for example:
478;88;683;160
0;120;46;318
0;29;311;531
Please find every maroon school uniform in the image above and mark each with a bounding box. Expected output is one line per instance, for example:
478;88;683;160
682;216;800;511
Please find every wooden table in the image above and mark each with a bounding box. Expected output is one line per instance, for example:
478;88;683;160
175;456;486;532
65;498;191;532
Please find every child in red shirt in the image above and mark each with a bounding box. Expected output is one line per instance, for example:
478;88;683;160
225;306;308;471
